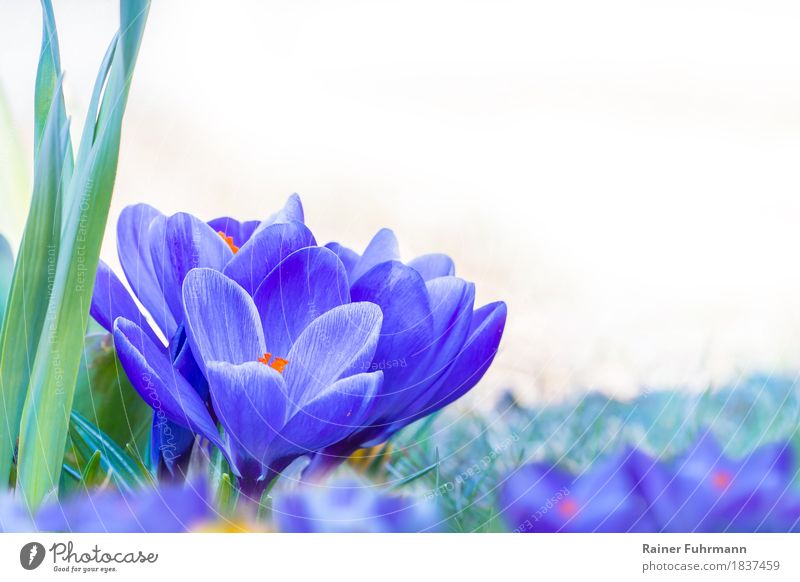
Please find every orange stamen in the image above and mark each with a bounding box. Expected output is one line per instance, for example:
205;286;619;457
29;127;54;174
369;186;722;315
711;470;732;490
270;358;289;373
257;352;288;374
217;231;239;254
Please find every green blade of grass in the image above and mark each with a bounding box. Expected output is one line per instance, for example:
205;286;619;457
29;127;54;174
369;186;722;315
0;236;12;322
16;0;150;509
0;0;71;488
69;410;150;492
0;79;69;488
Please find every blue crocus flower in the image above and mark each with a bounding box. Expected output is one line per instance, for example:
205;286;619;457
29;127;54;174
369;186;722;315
499;452;657;532
113;247;384;495
629;432;800;532
273;477;443;533
91;195;314;474
309;228;507;473
0;492;35;532
35;481;217;533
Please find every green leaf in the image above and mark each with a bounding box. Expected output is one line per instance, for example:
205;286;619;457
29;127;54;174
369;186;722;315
73;332;151;450
0;79;69;487
16;0;150;508
0;235;12;322
68;410;151;493
389;455;440;490
80;450;103;486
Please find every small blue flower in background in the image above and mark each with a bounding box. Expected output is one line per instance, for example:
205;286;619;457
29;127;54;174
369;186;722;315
91;195;312;475
35;481;216;533
628;432;800;532
310;228;507;475
499;451;656;532
0;491;34;532
500;433;800;533
273;477;443;533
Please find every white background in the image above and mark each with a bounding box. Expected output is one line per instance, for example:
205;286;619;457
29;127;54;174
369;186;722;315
2;1;800;405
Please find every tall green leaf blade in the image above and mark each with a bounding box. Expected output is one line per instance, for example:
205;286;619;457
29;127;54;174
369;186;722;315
0;81;69;488
0;236;12;322
16;0;150;508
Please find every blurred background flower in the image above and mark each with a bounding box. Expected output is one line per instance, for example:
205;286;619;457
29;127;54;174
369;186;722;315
273;476;443;533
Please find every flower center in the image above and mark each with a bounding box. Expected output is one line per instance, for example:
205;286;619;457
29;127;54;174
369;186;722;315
217;231;239;254
258;352;289;373
711;470;732;490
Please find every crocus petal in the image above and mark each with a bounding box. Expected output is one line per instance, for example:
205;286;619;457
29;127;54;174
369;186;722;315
385;301;506;434
207;217;260;247
350;228;401;283
206;361;288;480
254;246;351;357
150;414;196;475
408;253;455;281
325;242;360;279
365;276;475;429
264;193;305;227
283;302;383;409
279;371;382;453
170;325;209;401
149;212;233;330
412;276;475;382
116;203;175;337
91;260;161;345
182;268;265;374
224;220;316;295
112;318;226;457
351;261;433;388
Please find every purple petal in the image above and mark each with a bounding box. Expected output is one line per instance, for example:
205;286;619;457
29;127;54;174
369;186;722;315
263;193;305;227
112;318;226;457
254;246;351;358
150;413;196;475
182;268;265;374
223;220;316;295
91;260;161;345
149;212;234;330
393;300;506;430
350;228;400;283
206;361;288;480
408;253;455;281
324;242;360;279
283;302;383;409
207;217;260;247
279;371;382;454
116;203;176;337
351;261;434;388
